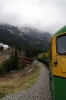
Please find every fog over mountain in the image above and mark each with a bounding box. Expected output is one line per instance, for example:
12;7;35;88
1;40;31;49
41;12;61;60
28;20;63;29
0;24;52;50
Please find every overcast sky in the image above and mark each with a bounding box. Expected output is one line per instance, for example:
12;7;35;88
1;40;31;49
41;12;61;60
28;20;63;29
0;0;66;34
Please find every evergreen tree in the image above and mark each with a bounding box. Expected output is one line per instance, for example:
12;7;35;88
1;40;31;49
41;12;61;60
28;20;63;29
13;49;19;70
0;46;3;51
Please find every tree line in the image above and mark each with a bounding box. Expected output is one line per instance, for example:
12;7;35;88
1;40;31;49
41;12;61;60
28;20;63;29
0;49;19;76
0;46;42;77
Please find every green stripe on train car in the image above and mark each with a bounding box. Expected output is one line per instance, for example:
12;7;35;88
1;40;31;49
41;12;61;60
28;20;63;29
53;25;66;37
52;76;66;100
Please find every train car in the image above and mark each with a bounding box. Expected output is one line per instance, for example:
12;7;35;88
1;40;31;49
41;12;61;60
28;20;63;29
37;51;49;64
43;51;49;63
49;25;66;100
37;53;44;62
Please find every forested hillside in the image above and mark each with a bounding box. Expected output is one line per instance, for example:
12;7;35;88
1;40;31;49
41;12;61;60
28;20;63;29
0;24;52;53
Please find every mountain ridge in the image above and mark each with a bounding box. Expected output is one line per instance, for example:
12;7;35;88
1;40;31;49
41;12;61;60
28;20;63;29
0;23;52;50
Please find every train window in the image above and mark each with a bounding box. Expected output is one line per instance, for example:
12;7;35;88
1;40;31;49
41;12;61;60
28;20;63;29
57;34;66;54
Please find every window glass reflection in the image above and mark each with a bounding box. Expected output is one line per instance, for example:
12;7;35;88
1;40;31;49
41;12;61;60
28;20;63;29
57;34;66;54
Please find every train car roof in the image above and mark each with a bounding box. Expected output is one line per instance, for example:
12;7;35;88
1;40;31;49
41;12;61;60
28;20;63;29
53;25;66;37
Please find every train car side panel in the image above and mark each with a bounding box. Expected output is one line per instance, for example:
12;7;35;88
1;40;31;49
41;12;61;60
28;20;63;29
50;26;66;100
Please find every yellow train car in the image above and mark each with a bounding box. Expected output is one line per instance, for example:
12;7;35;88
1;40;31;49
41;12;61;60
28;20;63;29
49;25;66;100
37;51;49;64
37;53;44;61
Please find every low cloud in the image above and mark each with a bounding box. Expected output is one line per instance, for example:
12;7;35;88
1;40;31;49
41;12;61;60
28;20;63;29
0;0;66;34
0;43;9;50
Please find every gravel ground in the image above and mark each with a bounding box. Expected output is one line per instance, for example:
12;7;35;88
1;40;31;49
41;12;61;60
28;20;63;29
0;61;52;100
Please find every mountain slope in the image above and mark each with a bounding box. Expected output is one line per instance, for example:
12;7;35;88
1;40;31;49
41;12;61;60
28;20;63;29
0;24;52;50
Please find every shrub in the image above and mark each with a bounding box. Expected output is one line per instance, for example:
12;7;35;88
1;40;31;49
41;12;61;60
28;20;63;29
0;65;5;77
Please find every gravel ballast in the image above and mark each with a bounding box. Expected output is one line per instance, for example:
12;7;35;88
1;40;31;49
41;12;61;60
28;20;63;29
0;61;52;100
